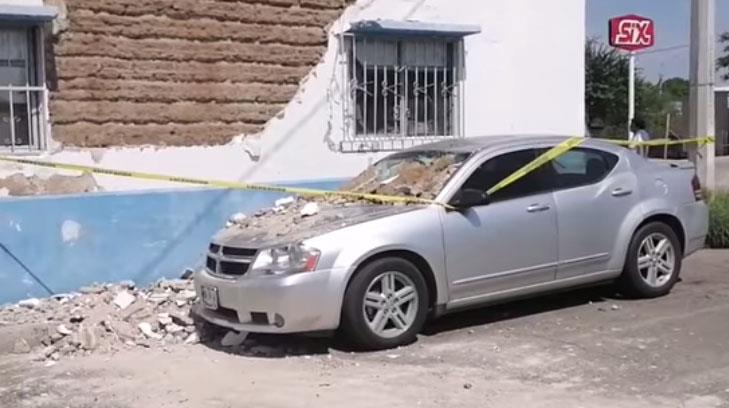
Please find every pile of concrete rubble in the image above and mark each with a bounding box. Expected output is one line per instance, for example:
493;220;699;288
341;152;464;200
0;278;202;363
223;195;346;241
220;154;466;243
0;172;100;196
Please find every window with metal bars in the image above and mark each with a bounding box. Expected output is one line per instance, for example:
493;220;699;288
341;35;464;152
0;26;47;153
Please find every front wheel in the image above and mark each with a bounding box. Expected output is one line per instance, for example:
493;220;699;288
619;222;682;298
340;257;429;350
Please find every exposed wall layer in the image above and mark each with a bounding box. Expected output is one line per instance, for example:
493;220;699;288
48;0;351;147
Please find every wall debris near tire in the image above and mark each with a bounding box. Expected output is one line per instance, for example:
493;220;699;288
45;0;353;147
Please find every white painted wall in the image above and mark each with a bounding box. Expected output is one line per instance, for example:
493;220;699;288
0;0;44;6
1;0;586;191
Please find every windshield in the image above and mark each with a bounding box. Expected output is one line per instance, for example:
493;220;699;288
340;150;471;200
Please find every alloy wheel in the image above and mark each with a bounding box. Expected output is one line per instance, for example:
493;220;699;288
362;271;419;339
637;232;676;288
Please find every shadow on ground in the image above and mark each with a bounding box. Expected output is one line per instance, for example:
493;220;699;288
422;283;620;335
197;283;626;358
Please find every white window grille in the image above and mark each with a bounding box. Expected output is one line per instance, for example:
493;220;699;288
0;26;48;153
340;33;465;152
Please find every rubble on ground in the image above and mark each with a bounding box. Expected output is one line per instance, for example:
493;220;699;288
0;279;204;362
0;277;328;361
0;172;100;196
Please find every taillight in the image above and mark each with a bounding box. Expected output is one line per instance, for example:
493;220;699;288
691;174;703;201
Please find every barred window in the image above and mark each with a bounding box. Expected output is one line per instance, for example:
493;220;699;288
340;34;464;152
0;27;48;153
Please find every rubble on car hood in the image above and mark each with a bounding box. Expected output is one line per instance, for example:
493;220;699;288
216;151;467;246
340;152;464;201
215;197;420;247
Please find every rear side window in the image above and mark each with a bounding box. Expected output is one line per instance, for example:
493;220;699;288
459;149;550;203
543;148;618;190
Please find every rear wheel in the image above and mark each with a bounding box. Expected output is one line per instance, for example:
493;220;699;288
619;222;682;298
341;257;428;350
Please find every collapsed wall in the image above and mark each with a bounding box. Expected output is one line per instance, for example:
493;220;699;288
45;0;352;147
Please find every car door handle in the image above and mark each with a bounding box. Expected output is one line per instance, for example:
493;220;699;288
611;188;633;197
526;203;551;213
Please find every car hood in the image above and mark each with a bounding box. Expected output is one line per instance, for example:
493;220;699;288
212;203;422;248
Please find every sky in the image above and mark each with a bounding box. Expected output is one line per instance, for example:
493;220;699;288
587;0;729;86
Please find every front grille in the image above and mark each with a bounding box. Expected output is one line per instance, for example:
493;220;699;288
210;306;239;321
222;247;257;257
206;256;217;271
250;312;269;325
206;243;255;278
220;261;249;276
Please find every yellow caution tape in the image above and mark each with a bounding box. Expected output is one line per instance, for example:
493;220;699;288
597;136;715;148
0;155;452;208
0;136;715;210
485;135;714;197
486;137;586;196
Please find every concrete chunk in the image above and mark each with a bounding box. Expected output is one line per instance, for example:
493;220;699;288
119;280;136;289
300;202;320;217
138;322;163;340
176;290;197;301
158;313;173;326
79;324;98;350
79;285;106;295
165;323;184;334
220;331;248;347
275;196;295;208
113;290;136;310
12;338;31;354
169;312;194;327
184;332;200;345
56;324;72;336
18;298;41;309
147;292;170;304
229;212;247;225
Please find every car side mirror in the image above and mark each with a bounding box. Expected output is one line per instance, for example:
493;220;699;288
451;188;490;209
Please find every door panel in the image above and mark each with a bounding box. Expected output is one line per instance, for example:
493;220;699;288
442;148;558;301
548;149;638;278
443;193;558;300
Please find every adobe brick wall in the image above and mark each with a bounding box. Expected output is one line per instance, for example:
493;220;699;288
45;0;352;147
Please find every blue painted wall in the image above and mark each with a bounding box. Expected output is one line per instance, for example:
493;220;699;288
0;180;342;304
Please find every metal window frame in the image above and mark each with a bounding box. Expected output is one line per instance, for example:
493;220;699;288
715;88;729;156
0;24;49;155
339;32;466;153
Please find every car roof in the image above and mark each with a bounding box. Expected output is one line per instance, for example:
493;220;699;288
406;135;628;156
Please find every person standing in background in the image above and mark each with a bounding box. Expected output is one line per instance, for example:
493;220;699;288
630;117;651;157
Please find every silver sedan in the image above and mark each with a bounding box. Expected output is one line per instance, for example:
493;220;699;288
194;136;709;349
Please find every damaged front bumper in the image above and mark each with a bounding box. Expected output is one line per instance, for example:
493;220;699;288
192;267;345;334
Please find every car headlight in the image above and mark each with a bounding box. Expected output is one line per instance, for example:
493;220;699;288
249;243;321;277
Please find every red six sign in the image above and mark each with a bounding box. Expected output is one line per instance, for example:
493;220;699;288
609;14;655;52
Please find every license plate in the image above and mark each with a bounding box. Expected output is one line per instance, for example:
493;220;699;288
201;286;219;310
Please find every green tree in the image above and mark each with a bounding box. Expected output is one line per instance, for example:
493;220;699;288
585;39;629;137
661;77;689;101
586;39;689;139
719;32;729;81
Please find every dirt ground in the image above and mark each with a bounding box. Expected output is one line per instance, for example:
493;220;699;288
2;250;729;408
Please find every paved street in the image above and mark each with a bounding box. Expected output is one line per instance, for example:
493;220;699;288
2;250;729;408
